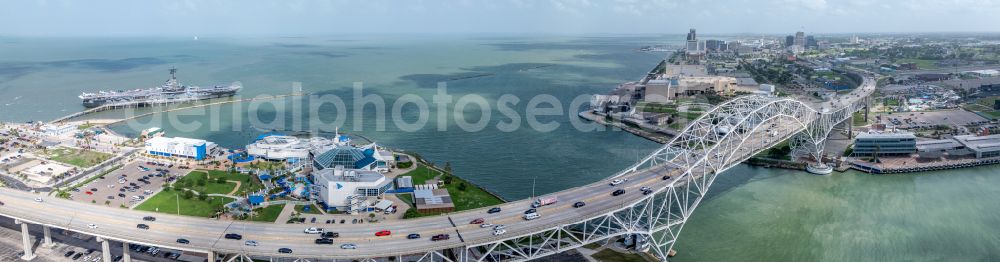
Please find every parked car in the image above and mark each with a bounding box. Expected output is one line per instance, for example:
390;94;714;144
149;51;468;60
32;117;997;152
64;251;76;257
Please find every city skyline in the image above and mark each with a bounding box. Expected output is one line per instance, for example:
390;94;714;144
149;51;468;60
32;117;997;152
2;0;1000;36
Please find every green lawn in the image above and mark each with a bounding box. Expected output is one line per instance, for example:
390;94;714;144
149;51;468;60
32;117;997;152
199;170;263;195
43;147;111;168
441;175;505;211
896;58;937;69
175;171;236;195
401;165;440;185
247;204;285;222
134;190;232;217
635;102;677;114
294;204;321;214
884;98;900;107
591;249;652;262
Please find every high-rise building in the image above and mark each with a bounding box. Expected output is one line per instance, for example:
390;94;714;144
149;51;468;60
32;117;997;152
794;31;805;47
686;29;699;55
705;39;725;52
785;35;794;47
805;36;817;49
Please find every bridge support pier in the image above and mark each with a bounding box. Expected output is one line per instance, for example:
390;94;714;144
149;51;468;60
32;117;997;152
207;250;215;262
122;242;131;262
42;225;53;247
97;237;112;262
15;219;35;261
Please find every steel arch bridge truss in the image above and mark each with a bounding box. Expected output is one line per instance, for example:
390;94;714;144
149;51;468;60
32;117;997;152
456;95;868;262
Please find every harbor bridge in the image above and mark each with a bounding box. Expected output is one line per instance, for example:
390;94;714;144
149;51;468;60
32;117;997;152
0;75;875;262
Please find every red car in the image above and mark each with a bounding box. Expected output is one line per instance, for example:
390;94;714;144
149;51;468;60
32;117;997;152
85;191;93;195
375;230;391;237
470;218;484;224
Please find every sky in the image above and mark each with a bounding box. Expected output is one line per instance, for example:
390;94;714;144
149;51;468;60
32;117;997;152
2;0;1000;36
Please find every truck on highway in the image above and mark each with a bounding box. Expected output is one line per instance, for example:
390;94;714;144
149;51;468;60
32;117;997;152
531;196;558;208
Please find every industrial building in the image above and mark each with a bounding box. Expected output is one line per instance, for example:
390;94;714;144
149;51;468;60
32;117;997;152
144;136;216;160
852;131;917;157
952;134;1000;158
643;76;738;103
312;166;393;212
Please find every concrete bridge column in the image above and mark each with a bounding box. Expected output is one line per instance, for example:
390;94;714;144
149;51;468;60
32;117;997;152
42;226;53;247
97;237;112;262
207;250;215;262
15;219;35;260
122;242;131;262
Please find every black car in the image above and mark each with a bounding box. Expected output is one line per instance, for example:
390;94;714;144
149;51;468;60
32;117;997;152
176;238;190;244
662;175;672;180
314;238;334;245
573;201;586;208
612;189;626;196
136;224;149;230
225;233;243;240
72;253;83;260
278;248;293;254
321;232;339;238
488;207;502;214
64;251;75;257
642;189;653;195
143;216;156;221
524;208;536;214
431;234;450;241
325;220;331;224
407;233;421;239
118;193;126;197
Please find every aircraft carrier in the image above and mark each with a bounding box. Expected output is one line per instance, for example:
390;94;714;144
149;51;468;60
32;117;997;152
78;69;241;108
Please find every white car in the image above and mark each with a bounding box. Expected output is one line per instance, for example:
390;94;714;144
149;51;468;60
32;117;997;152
34;197;43;202
87;224;98;229
244;240;258;246
609;179;626;186
494;225;506;230
479;223;493;228
340;244;357;249
303;228;323;234
493;229;507;236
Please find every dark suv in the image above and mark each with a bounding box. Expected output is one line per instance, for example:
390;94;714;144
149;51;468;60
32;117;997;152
224;233;242;240
612;189;625;196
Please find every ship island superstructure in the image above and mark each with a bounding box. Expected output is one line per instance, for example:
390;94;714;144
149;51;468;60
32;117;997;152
78;69;241;108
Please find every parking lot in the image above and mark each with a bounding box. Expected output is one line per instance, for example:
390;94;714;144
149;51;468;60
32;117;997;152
69;160;192;208
884;109;990;129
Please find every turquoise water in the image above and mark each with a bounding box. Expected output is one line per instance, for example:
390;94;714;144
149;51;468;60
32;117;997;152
3;36;1000;260
675;165;1000;261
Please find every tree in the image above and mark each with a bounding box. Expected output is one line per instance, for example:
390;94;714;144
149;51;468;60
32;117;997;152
457;183;467;191
183;190;195;199
196;179;206;187
198;194;208;201
216;177;226;184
